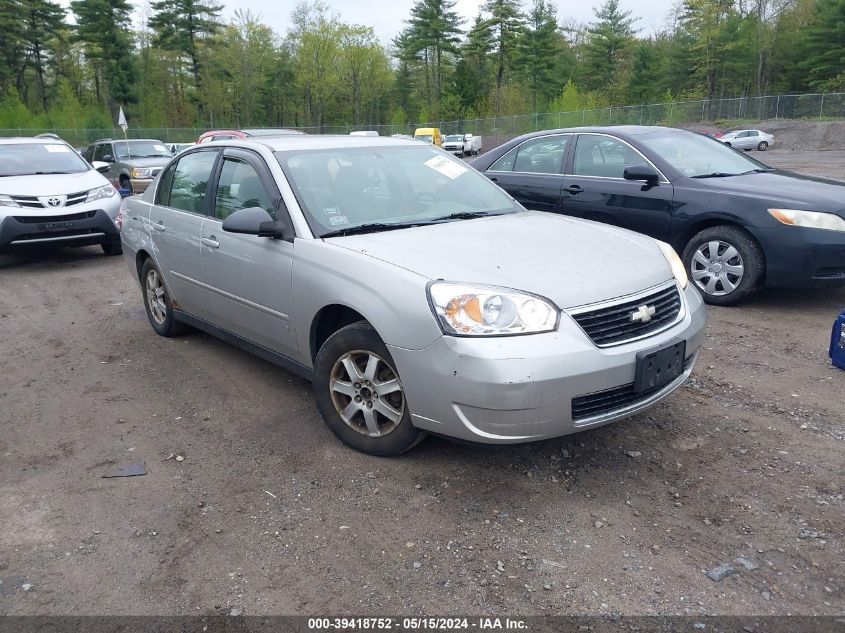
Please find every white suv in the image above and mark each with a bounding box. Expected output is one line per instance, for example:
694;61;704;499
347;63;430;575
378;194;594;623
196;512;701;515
0;137;123;255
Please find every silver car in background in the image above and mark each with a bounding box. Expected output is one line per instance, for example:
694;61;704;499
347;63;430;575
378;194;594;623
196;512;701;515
121;136;706;455
0;137;123;255
719;129;774;151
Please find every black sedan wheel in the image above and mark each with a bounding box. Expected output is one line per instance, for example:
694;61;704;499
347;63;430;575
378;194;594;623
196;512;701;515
683;226;764;305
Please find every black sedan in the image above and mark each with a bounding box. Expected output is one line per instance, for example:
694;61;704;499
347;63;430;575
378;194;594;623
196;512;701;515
472;126;845;305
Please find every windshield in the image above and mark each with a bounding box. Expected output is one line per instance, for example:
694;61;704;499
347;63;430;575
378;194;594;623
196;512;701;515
276;146;520;237
415;135;433;144
114;141;171;159
638;131;769;178
444;135;464;142
0;142;90;176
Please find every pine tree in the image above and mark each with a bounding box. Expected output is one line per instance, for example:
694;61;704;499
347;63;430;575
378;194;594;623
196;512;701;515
798;0;845;90
453;13;494;113
516;0;560;110
483;0;524;93
71;0;136;110
19;0;66;110
148;0;222;95
583;0;637;93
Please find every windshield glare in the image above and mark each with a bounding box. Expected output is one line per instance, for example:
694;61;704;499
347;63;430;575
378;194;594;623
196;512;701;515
114;141;171;158
0;143;90;176
416;135;433;143
444;135;463;142
639;132;767;177
277;146;519;237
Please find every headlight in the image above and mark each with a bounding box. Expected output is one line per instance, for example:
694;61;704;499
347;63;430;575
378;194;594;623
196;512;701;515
132;168;152;178
86;184;117;202
768;209;845;233
428;282;559;336
655;240;689;289
0;194;20;208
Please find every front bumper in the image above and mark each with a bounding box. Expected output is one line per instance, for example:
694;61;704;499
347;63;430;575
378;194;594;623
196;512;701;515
388;284;707;444
0;208;120;251
130;178;154;193
748;225;845;287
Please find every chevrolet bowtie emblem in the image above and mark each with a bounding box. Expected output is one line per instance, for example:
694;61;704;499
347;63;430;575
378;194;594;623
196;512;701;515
631;304;657;323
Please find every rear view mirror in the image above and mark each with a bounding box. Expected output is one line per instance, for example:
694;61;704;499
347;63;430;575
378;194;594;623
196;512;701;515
92;161;110;173
624;165;660;183
222;206;290;239
102;154;114;163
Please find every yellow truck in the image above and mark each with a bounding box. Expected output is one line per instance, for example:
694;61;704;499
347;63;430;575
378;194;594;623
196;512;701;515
413;127;443;147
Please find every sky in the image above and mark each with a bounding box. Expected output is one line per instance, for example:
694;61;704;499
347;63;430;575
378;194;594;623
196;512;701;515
55;0;678;43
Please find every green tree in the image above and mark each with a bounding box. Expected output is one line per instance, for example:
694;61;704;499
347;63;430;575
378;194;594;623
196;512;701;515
516;0;560;110
19;0;66;110
148;0;222;104
797;0;845;90
71;0;136;110
582;0;637;95
453;13;494;114
484;0;524;96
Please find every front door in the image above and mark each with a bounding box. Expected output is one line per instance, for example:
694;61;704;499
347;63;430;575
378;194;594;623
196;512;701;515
484;134;572;213
199;148;296;357
149;149;220;317
560;133;674;240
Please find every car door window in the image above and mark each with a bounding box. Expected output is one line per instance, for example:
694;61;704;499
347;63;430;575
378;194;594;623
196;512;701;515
513;136;569;174
489;147;519;172
92;144;105;161
213;135;236;142
214;158;276;220
572;135;648;179
165;151;218;214
156;161;177;206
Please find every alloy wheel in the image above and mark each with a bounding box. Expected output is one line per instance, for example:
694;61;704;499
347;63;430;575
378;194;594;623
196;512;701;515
329;350;405;437
691;240;745;296
145;269;167;325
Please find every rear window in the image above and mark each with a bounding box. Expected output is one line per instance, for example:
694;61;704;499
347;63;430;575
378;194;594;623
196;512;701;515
0;143;90;176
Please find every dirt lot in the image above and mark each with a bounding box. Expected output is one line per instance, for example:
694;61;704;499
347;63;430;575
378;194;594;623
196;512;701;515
0;152;843;618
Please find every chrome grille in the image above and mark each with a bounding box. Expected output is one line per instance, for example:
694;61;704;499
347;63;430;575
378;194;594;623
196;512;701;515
65;191;88;206
10;191;88;208
567;283;683;347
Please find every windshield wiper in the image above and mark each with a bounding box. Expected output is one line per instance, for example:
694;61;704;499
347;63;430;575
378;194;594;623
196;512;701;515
739;168;774;174
321;221;433;238
34;171;75;175
690;172;742;179
426;211;502;223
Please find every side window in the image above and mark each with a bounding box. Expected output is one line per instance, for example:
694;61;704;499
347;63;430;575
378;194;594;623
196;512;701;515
512;135;569;174
489;147;518;172
212;135;236;142
214;158;275;221
166;151;218;214
92;144;105;161
156;161;177;206
572;135;648;179
83;146;94;162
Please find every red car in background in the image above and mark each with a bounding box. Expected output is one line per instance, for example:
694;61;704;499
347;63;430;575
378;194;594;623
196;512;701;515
197;128;305;143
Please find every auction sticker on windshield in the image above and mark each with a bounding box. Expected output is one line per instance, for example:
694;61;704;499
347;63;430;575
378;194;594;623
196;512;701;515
424;155;467;180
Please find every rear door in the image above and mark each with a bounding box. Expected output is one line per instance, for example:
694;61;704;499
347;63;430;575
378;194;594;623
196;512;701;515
149;149;220;318
198;148;297;356
559;133;674;240
484;134;572;213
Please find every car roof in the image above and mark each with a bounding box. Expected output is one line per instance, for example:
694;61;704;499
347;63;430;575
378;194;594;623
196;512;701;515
205;135;427;152
0;136;69;145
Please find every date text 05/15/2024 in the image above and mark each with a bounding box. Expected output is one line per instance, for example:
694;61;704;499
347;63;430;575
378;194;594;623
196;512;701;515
307;618;527;630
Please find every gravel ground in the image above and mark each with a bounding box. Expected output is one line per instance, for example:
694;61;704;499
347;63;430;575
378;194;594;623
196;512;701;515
0;152;843;617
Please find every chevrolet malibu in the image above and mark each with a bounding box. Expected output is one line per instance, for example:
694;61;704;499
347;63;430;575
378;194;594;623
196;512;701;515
121;136;707;455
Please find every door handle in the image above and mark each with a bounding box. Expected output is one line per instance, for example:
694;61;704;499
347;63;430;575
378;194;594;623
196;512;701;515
563;185;583;195
201;236;220;249
152;221;166;231
489;177;498;182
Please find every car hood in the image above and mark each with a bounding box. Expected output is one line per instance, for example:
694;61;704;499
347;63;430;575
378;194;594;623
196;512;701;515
688;170;845;215
119;156;172;168
327;211;673;309
0;170;108;197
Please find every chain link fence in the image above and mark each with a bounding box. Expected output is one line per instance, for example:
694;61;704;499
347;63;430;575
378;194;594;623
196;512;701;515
2;92;843;147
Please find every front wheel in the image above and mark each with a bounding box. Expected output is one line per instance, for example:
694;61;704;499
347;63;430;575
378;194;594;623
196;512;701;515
757;141;769;151
313;322;425;456
682;226;765;306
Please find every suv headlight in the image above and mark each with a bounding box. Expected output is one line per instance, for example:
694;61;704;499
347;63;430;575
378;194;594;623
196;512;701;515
428;282;559;336
86;184;117;202
655;240;689;289
0;194;20;208
132;168;152;178
768;209;845;233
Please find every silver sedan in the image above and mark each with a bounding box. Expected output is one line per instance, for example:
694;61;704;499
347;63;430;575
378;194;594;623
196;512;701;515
120;136;706;455
719;129;774;151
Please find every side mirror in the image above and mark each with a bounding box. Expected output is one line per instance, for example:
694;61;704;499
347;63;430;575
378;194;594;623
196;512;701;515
222;206;290;239
92;161;110;173
102;154;114;163
624;165;660;183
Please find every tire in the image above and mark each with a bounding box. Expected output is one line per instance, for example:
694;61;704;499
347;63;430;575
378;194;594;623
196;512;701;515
757;141;768;151
140;259;187;337
724;142;732;147
102;238;122;256
119;175;132;194
682;226;765;306
313;322;425;456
